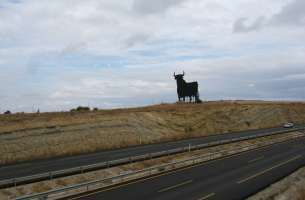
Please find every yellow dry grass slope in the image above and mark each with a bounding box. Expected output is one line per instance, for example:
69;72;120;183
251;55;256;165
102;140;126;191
1;100;305;165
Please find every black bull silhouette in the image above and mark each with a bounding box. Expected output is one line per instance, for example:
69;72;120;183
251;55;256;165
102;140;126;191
174;72;201;103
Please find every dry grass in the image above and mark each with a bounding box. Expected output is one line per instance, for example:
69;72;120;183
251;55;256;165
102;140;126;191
1;101;305;165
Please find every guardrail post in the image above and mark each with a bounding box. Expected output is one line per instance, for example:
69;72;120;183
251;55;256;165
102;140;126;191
50;172;53;180
121;174;125;182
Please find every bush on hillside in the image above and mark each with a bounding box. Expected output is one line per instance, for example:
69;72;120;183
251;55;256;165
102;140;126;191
70;106;91;112
4;110;11;114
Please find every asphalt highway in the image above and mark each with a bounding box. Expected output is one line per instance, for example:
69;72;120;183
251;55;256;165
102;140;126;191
1;125;304;181
70;135;305;200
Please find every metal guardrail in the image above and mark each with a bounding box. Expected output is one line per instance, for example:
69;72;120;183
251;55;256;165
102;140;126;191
15;132;304;200
1;127;304;190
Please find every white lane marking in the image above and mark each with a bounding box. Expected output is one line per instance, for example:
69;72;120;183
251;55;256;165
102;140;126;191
158;179;193;193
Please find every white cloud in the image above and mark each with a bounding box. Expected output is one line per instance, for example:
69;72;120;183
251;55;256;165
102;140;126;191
248;83;255;88
0;0;305;112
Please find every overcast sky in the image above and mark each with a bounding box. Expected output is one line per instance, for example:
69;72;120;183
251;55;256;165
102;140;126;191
0;0;305;112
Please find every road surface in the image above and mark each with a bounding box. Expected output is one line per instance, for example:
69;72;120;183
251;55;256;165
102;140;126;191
70;135;305;200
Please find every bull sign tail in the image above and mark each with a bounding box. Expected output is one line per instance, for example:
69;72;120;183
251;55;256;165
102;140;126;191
173;72;202;103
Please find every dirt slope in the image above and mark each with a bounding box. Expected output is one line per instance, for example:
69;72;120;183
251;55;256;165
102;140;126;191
1;101;305;165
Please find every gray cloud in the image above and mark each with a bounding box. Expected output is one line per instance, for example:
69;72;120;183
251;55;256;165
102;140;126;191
233;0;305;33
233;16;265;33
132;0;186;15
124;33;151;48
270;0;305;26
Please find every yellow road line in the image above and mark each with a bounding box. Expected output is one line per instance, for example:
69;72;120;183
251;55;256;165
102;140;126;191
237;155;302;184
248;156;264;163
197;192;215;200
158;179;193;193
